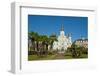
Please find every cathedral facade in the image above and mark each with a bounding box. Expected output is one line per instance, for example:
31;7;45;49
53;25;72;53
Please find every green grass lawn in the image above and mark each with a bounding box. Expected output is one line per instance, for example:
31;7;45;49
28;53;88;61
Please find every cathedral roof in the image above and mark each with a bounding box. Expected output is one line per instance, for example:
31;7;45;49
75;38;88;42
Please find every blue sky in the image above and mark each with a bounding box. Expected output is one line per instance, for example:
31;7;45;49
28;15;88;42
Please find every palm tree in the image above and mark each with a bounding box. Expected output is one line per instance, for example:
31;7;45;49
28;32;58;56
28;32;39;51
49;34;57;50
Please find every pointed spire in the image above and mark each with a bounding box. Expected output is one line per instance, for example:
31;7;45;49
61;24;64;31
67;33;71;37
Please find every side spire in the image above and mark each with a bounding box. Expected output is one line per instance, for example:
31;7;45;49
68;33;72;37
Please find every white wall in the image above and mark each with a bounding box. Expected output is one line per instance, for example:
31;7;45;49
0;0;100;76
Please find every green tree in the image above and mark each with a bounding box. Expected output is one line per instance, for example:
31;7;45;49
71;44;82;58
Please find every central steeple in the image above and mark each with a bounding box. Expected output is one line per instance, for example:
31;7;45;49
61;24;64;31
60;24;65;36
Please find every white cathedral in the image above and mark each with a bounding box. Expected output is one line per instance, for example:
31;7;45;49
53;25;72;53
